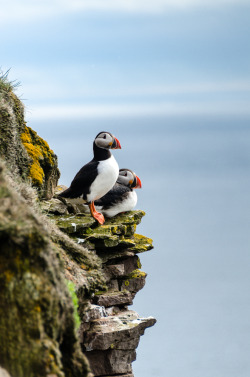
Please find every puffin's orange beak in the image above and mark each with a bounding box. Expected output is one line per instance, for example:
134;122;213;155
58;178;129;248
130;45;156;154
134;175;142;189
112;137;121;149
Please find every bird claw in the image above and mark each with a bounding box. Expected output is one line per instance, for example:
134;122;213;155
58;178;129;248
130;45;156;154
93;212;105;225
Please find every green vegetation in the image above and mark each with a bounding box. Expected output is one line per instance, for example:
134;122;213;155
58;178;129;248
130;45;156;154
66;280;81;330
0;69;20;93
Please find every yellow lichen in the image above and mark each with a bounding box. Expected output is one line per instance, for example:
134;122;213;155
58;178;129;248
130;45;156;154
124;280;130;286
20;130;32;144
29;161;45;186
137;258;142;269
23;142;43;160
130;234;153;252
127;269;146;279
20;125;55;186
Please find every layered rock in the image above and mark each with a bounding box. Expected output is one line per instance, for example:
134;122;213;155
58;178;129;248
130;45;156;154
44;199;156;377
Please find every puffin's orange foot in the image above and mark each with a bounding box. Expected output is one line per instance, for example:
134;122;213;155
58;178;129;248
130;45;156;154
89;201;105;224
93;211;105;225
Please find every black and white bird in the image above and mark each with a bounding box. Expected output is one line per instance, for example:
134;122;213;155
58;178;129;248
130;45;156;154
58;131;121;224
95;168;142;218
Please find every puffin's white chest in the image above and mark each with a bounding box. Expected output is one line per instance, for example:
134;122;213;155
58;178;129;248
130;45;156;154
88;155;119;202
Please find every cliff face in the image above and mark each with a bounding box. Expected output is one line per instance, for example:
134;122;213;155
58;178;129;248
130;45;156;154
0;77;156;377
0;162;91;377
44;201;156;377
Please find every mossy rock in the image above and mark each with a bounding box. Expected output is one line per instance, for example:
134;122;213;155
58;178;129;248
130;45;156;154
128;234;154;253
55;212;140;238
53;210;153;256
0;90;30;180
106;210;145;226
118;269;147;294
126;269;147;279
0;161;91;377
95;250;135;264
56;215;96;234
0;82;60;199
85;233;120;248
21;125;60;199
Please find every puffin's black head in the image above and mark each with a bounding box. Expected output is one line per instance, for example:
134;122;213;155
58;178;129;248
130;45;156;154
117;168;142;189
95;131;121;150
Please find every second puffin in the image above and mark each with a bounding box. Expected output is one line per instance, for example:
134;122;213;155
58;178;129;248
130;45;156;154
95;168;142;217
58;131;121;224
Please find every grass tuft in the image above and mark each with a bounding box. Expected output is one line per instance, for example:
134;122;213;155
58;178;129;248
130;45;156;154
0;69;21;93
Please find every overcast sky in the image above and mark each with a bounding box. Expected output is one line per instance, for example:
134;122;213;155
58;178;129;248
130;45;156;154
1;0;250;120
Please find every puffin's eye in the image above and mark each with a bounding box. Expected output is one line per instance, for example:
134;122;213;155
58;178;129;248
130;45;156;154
103;134;106;139
124;172;127;176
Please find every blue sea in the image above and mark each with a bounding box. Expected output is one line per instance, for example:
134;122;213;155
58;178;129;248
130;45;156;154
30;115;250;377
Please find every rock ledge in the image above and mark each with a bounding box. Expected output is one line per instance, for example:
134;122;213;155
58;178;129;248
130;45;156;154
45;201;156;377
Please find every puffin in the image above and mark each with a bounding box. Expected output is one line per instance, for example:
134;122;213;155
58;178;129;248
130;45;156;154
94;168;142;218
58;131;121;224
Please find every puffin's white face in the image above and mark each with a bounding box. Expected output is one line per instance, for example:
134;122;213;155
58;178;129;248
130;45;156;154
95;132;121;150
95;132;113;149
117;169;142;188
117;169;135;186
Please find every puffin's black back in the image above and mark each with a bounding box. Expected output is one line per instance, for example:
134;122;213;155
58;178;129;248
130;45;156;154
58;158;99;200
95;182;132;209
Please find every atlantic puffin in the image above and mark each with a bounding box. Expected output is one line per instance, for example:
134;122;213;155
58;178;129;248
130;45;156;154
95;168;142;218
58;131;121;224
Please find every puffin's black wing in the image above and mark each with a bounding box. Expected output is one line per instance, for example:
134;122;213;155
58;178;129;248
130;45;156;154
58;159;99;199
95;183;131;209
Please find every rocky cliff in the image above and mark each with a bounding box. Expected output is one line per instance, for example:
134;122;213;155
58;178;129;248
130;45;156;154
0;74;156;377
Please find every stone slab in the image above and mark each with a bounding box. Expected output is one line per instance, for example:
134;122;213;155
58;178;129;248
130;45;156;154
82;310;156;351
93;290;133;307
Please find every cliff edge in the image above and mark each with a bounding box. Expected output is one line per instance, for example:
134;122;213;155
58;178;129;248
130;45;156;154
0;74;156;377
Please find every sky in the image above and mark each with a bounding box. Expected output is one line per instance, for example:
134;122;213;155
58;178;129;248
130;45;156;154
1;0;250;120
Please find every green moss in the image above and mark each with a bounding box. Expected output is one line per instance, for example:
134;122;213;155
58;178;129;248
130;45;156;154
65;280;81;330
94;290;107;296
56;215;96;234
